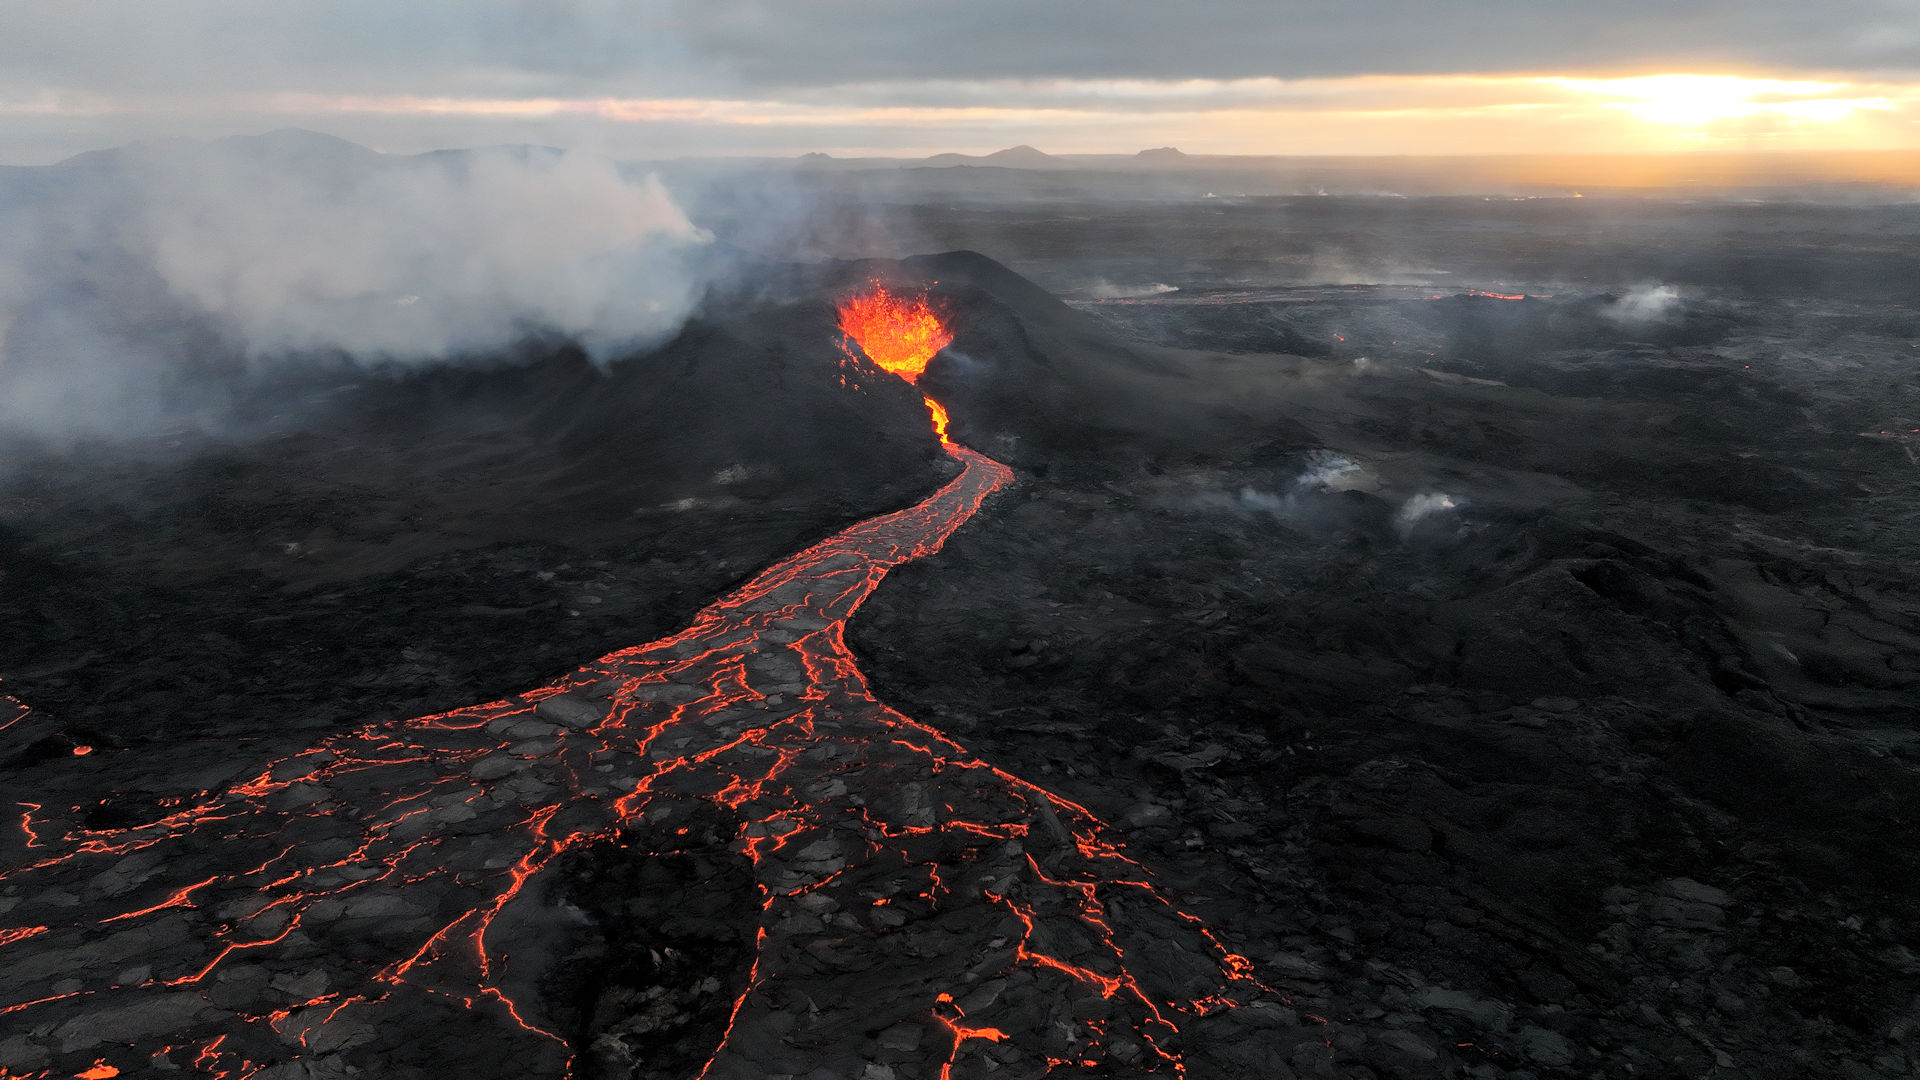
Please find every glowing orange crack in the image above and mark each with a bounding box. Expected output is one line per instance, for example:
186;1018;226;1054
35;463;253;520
0;301;1272;1077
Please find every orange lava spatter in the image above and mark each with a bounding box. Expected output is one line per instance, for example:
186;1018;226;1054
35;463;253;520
0;331;1274;1079
837;285;952;385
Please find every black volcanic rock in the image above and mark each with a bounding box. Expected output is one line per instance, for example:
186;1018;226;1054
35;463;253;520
845;250;1920;1080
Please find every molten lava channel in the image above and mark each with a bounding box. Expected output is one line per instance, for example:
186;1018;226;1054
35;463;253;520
0;295;1272;1080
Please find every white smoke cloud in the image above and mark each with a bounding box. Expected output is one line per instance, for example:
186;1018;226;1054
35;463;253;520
143;149;707;360
0;132;715;441
1395;491;1459;537
1294;453;1364;492
1085;281;1179;299
1175;452;1372;517
1604;283;1681;326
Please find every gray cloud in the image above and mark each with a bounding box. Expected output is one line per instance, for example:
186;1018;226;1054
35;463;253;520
0;0;1915;106
675;1;1920;86
1;2;1916;162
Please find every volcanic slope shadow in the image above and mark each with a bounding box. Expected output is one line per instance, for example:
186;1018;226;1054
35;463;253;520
0;261;1292;1079
0;294;949;752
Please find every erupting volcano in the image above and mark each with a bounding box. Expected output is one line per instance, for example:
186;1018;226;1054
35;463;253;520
0;292;1272;1079
837;285;952;385
841;285;960;446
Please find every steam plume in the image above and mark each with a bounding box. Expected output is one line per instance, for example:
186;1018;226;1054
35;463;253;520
0;131;714;442
1395;492;1460;538
1605;283;1682;325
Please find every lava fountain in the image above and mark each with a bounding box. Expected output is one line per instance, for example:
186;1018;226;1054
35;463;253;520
836;285;951;386
0;292;1272;1079
839;284;955;445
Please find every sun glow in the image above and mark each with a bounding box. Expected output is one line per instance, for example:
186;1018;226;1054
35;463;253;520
14;69;1916;166
261;71;1920;157
1553;74;1894;127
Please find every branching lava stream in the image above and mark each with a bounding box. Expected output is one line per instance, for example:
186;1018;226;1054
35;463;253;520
0;290;1270;1079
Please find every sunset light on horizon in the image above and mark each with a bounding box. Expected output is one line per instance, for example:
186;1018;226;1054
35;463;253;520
3;2;1919;166
6;69;1920;164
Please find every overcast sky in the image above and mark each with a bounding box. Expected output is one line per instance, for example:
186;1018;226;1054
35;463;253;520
4;1;1919;162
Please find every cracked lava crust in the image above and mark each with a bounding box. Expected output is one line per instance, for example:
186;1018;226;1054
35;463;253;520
0;290;1274;1080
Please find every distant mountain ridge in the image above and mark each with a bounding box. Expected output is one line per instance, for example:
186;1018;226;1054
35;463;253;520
36;128;572;177
924;145;1063;169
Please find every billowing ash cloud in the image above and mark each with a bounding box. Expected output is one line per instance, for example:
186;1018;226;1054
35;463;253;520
0;131;713;442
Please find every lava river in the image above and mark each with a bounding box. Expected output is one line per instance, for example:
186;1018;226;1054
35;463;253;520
0;294;1270;1080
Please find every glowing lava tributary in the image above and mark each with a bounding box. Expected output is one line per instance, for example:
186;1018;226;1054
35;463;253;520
0;289;1272;1079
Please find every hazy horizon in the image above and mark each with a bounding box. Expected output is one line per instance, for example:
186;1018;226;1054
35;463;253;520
4;3;1919;165
9;127;1920;194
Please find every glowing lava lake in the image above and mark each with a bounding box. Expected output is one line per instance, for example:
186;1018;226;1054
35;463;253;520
0;289;1271;1080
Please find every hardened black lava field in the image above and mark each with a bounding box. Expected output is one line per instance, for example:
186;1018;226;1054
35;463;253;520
5;181;1920;1079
